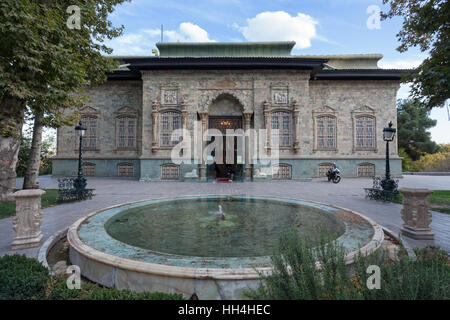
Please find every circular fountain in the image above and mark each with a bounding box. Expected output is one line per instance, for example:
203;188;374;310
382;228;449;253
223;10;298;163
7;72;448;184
67;195;383;299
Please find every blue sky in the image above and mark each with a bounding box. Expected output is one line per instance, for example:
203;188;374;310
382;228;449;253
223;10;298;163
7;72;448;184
102;0;448;143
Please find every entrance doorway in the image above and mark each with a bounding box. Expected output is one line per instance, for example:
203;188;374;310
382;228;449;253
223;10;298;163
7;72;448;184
207;116;244;181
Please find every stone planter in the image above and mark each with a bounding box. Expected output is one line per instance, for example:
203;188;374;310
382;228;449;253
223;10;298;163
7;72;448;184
399;188;434;240
11;189;45;250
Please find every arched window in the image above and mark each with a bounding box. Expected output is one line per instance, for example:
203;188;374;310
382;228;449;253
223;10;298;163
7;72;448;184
117;163;134;177
358;163;375;177
81;115;98;150
159;111;181;147
82;163;95;176
316;115;336;150
116;116;136;149
318;163;334;177
271;111;292;148
355;116;376;150
272;164;292;180
115;106;137;150
161;164;179;180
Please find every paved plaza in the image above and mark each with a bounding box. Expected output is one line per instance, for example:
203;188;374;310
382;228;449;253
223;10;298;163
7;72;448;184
1;175;449;258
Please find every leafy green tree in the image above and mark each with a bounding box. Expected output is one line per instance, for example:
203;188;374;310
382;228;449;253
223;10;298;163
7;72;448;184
382;0;450;110
16;131;55;178
397;99;440;160
0;0;127;200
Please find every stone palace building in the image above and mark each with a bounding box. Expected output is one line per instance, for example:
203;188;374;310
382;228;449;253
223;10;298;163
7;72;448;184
52;41;403;181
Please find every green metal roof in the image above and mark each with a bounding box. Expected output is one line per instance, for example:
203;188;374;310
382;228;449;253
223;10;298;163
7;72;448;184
155;41;296;57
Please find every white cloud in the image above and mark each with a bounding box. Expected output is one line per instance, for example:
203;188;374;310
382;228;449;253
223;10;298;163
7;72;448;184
106;33;154;55
235;11;318;49
144;22;215;43
107;23;214;55
378;59;423;69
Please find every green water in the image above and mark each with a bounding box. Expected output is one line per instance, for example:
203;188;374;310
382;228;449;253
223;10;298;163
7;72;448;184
105;197;345;258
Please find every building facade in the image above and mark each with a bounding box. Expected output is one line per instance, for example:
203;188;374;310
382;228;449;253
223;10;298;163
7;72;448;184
52;41;403;181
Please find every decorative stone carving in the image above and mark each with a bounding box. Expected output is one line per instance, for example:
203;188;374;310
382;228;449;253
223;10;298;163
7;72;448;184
292;100;300;154
198;111;209;181
11;189;45;250
263;100;272;155
80;106;99;114
151;100;159;153
399;188;434;240
162;89;178;105
198;89;252;113
243;112;254;180
272;89;288;105
214;79;237;88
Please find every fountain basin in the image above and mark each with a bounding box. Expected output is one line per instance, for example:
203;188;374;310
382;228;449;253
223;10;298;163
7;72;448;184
68;195;383;299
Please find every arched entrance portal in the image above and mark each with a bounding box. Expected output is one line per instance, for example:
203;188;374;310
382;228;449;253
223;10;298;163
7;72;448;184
207;94;245;181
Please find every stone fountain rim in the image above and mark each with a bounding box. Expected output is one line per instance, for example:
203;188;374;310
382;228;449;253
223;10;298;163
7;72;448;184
67;194;384;280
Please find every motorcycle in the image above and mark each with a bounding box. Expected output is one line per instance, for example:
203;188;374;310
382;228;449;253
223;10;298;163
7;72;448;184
326;165;341;184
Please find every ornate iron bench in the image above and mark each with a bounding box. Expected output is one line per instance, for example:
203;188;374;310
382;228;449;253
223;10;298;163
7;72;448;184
364;177;400;202
57;178;94;202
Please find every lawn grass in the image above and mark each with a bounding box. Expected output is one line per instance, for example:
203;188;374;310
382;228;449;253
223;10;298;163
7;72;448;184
0;189;60;219
391;190;450;214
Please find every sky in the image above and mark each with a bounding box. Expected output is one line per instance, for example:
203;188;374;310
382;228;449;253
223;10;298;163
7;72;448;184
42;0;449;144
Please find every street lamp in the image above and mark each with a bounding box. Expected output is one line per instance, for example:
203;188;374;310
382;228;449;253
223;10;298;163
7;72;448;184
74;122;87;199
381;121;397;192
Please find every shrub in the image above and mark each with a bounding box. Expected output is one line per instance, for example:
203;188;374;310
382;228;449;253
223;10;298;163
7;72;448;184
47;276;184;300
399;147;414;171
411;151;450;172
247;230;450;300
245;230;360;300
0;254;50;300
354;246;449;300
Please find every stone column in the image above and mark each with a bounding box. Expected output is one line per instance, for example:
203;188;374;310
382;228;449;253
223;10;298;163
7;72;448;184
181;100;188;158
243;111;253;181
399;188;434;240
263;100;271;156
11;189;45;250
198;111;209;181
292;100;300;154
151;100;159;153
181;100;188;130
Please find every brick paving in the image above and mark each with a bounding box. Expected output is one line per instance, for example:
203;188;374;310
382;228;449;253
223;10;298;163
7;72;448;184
1;175;449;258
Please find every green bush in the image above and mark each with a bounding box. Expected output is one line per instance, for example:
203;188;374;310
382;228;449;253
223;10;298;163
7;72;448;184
47;276;184;300
245;230;360;300
246;230;450;300
354;246;449;300
0;254;50;300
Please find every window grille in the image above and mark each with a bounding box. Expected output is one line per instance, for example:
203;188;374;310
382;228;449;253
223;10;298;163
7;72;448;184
272;164;292;180
358;163;375;177
318;163;333;177
271;111;292;147
316;115;336;149
160;112;181;147
82;163;95;176
355;116;375;149
81;116;98;149
117;116;136;148
118;163;134;177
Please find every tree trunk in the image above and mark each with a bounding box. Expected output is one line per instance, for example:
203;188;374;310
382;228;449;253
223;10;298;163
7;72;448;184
0;95;25;201
23;109;44;189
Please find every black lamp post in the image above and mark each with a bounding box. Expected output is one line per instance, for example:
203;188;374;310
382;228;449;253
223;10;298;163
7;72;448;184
381;121;397;192
74;122;87;199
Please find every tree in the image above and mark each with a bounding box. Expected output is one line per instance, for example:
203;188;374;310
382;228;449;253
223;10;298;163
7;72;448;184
16;131;55;178
397;99;440;161
0;0;127;200
23;109;44;189
382;0;450;110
